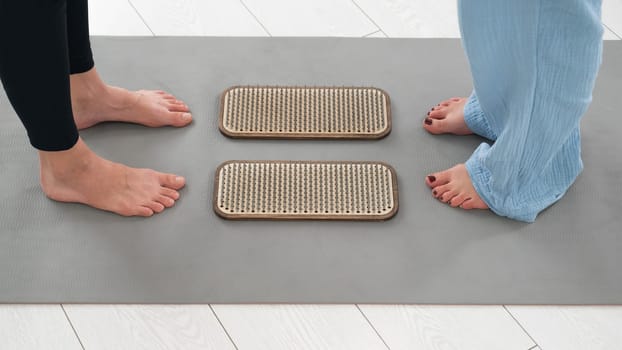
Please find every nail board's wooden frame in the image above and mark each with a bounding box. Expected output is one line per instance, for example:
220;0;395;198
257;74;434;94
213;160;399;221
218;86;392;140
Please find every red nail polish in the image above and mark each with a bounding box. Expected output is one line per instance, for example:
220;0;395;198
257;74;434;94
427;111;430;116
428;175;436;182
433;190;437;195
425;118;432;125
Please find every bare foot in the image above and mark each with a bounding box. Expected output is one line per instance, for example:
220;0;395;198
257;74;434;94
425;164;488;210
422;97;472;135
70;68;192;129
40;138;185;217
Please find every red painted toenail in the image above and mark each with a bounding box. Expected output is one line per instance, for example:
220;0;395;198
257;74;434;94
433;190;437;195
428;175;436;182
425;118;432;125
427;111;430;116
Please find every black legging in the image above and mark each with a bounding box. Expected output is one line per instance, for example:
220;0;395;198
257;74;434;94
0;0;94;151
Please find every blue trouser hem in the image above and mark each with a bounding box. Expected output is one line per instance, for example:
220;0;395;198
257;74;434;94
465;143;538;223
466;133;585;224
463;91;497;141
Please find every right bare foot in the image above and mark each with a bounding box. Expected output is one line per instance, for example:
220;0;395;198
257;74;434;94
39;138;185;217
422;97;473;135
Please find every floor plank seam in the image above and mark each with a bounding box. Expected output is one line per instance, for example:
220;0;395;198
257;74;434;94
363;29;382;38
60;304;86;350
503;306;540;349
209;305;239;350
127;0;156;36
527;345;540;350
355;305;391;350
349;0;388;38
238;0;273;37
603;22;622;39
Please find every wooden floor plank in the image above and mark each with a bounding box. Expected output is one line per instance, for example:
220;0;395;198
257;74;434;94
212;304;388;350
359;305;535;350
63;305;235;350
603;0;622;39
353;0;460;38
364;30;388;38
89;0;152;36
507;306;622;350
603;24;621;40
241;0;378;36
129;0;268;36
0;305;83;350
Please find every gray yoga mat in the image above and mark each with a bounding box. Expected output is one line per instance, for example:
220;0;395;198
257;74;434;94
1;37;621;304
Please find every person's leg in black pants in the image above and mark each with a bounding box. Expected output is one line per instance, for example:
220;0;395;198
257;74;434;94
0;0;79;151
0;0;191;216
66;0;95;75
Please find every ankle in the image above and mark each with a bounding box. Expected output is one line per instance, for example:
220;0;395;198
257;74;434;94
70;68;108;103
39;138;96;181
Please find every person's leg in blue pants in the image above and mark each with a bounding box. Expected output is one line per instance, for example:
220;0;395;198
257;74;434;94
423;0;603;222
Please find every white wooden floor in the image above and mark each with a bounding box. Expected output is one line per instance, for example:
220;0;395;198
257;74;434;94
2;1;621;349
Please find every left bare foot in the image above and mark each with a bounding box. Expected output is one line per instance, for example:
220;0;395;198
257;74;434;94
425;164;489;210
70;68;192;129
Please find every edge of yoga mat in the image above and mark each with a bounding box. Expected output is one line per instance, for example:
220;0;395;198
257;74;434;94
1;37;621;304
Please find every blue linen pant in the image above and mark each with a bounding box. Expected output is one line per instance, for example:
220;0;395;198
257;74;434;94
458;0;603;222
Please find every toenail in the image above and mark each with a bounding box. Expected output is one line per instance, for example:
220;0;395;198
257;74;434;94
433;190;437;195
427;111;430;116
183;113;192;120
175;176;185;183
425;118;433;125
428;175;436;182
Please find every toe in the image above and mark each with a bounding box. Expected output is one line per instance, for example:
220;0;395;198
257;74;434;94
167;102;190;113
137;206;155;217
155;91;176;100
438;189;457;203
431;183;451;198
171;112;192;126
460;198;476;210
148;201;165;213
448;193;468;207
462;197;489;210
426;171;450;188
161;174;186;190
150;90;176;100
160;187;180;200
156;195;175;208
423;118;448;134
428;109;445;119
